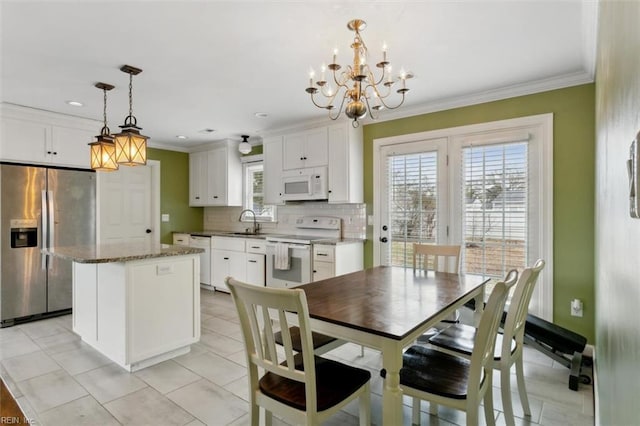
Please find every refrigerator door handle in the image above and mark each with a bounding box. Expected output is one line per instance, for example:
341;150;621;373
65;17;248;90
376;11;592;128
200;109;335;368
47;190;54;270
41;190;48;270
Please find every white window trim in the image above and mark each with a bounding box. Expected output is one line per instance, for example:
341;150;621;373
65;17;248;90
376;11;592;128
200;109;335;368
241;155;277;222
373;113;553;320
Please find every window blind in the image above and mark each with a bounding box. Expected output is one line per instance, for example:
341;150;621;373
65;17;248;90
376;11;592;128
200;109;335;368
386;151;438;267
462;141;528;277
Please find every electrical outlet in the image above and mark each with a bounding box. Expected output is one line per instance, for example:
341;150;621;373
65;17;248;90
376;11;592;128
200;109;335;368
161;214;170;222
571;299;583;317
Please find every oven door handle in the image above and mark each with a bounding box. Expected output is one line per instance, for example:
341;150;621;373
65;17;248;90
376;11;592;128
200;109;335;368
266;243;310;250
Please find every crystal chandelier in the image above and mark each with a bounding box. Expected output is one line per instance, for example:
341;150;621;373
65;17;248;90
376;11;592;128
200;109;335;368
306;19;412;127
89;82;118;171
114;65;148;166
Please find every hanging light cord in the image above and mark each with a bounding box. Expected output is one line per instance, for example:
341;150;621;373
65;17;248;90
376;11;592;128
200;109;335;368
124;72;137;127
100;87;110;136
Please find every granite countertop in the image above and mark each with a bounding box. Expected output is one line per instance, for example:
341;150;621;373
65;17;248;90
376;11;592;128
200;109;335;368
44;243;204;264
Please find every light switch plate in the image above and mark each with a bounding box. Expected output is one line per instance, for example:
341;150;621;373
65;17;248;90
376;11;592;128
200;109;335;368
161;213;170;222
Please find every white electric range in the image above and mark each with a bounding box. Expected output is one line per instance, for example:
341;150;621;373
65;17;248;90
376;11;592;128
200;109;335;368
266;216;341;288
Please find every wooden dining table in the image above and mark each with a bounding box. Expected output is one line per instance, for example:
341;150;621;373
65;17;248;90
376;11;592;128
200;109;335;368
299;265;489;426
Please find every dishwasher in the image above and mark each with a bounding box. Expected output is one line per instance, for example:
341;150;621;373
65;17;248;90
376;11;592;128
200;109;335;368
189;235;212;286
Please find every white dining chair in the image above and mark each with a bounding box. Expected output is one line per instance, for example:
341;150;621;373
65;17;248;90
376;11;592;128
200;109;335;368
383;269;518;426
413;243;463;337
428;259;545;426
226;277;371;426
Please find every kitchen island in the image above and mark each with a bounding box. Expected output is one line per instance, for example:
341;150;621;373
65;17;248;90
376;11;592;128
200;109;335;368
45;243;203;372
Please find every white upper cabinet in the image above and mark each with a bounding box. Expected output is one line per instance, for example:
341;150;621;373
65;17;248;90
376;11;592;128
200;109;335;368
1;104;97;169
189;140;242;207
263;136;284;205
189;151;209;206
328;122;363;203
282;127;328;170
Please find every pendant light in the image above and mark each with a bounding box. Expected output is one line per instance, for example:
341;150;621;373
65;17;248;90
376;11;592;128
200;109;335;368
238;135;252;154
89;82;119;171
114;65;148;166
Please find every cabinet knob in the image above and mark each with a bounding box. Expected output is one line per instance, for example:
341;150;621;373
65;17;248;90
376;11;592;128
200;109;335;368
223;257;229;260
47;151;52;154
146;229;152;234
328;190;332;194
195;196;200;200
53;152;58;155
213;195;219;199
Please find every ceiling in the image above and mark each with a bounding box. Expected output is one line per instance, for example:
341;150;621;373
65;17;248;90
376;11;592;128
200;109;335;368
0;1;597;152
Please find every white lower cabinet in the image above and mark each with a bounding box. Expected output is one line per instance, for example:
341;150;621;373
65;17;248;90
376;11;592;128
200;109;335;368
312;242;364;282
211;237;246;292
246;253;265;286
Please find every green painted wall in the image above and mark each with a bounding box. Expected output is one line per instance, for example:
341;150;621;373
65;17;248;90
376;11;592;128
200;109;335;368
363;84;595;342
147;148;203;243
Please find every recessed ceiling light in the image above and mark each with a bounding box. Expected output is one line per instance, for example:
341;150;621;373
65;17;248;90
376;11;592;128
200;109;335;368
66;100;84;107
254;112;268;118
176;135;188;140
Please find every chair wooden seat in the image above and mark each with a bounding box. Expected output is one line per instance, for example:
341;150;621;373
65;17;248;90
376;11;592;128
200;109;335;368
400;346;472;400
260;353;371;411
274;326;338;353
429;323;516;359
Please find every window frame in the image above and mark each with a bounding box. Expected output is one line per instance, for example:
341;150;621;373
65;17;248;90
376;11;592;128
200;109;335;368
241;155;276;222
373;114;553;320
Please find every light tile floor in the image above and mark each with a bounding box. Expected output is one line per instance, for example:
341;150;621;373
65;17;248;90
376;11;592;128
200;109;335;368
0;289;595;425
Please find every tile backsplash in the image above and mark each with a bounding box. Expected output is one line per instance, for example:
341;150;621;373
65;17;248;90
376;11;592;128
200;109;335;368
203;203;366;239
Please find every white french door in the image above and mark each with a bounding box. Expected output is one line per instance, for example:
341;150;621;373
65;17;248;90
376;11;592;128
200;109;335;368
378;138;448;267
373;114;553;319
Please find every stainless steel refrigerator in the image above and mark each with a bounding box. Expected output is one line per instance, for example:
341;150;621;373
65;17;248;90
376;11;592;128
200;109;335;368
0;163;96;327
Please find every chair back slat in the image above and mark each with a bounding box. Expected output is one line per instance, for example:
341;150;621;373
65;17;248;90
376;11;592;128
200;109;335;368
501;259;545;360
413;244;461;273
277;309;297;371
227;277;317;391
467;269;518;404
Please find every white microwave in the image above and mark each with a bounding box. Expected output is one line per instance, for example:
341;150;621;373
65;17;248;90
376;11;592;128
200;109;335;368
281;167;328;201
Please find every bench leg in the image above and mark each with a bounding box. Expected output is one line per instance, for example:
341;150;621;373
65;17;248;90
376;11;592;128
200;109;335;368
569;351;583;391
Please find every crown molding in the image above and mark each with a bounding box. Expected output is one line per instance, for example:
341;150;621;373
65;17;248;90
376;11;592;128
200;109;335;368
368;70;595;125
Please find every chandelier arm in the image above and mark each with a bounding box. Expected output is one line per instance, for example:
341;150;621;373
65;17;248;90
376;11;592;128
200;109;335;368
315;85;344;109
332;67;352;90
371;67;390;88
375;91;407;110
328;91;350;121
363;95;379;120
309;93;333;109
363;82;390;103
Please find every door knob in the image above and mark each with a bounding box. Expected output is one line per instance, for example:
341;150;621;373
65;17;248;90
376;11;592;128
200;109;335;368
379;237;388;243
146;229;152;234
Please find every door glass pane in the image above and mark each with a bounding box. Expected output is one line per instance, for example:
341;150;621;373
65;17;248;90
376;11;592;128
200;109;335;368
462;142;528;278
386;151;438;267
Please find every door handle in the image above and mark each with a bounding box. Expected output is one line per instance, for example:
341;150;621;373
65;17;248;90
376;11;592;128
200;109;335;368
379;237;388;243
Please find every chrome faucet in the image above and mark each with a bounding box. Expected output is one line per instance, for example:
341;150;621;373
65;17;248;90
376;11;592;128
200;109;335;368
238;209;260;234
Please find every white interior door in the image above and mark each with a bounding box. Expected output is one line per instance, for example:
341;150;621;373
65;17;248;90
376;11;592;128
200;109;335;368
97;161;159;245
